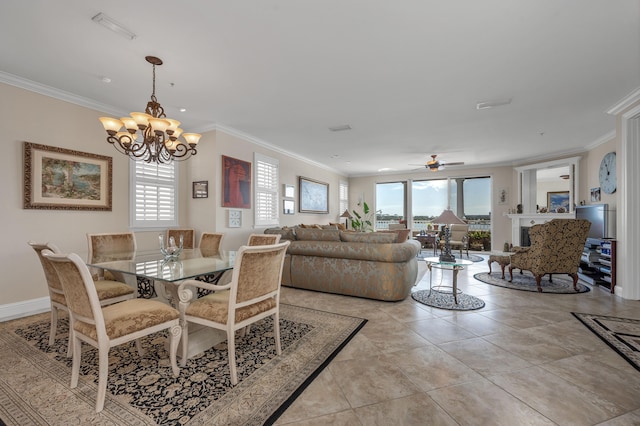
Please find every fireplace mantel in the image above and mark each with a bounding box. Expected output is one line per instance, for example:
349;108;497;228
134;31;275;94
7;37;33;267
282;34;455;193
507;213;575;246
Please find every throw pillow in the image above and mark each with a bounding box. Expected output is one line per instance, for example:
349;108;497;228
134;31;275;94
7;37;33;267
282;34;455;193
329;222;347;231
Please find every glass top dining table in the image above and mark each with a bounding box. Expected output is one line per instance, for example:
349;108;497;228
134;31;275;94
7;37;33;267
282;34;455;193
85;249;236;283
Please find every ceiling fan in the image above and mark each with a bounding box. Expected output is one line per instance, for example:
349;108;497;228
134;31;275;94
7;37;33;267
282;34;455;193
410;155;465;172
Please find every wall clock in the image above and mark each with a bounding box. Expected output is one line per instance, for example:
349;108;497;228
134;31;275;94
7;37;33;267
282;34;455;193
228;210;242;228
598;152;616;194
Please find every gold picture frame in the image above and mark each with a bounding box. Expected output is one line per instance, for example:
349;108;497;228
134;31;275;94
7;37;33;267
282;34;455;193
547;191;570;213
23;142;112;211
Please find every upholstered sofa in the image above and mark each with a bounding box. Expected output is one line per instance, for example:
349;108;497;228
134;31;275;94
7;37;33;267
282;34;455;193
265;227;420;301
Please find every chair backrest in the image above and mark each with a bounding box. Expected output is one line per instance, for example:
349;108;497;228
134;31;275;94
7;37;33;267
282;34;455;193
167;229;195;249
527;219;591;272
388;223;406;230
199;232;225;257
449;224;469;241
247;233;281;246
86;232;136;262
228;241;290;309
28;241;65;299
42;250;105;334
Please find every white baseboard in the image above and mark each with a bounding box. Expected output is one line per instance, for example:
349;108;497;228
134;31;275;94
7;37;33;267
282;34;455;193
0;297;50;322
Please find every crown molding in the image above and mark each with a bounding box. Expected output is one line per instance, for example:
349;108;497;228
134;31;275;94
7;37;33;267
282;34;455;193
0;70;126;117
210;123;345;176
1;72;344;177
607;86;640;116
585;130;616;150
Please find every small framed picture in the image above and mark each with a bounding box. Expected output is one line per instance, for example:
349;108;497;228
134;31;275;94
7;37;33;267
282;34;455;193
284;184;294;198
228;209;242;227
283;199;295;215
590;187;601;202
193;181;208;198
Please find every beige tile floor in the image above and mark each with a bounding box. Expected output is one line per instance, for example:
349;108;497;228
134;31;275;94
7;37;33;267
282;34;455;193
276;255;640;426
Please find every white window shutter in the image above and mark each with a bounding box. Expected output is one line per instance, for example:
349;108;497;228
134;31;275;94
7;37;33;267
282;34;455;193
254;153;279;226
130;160;178;229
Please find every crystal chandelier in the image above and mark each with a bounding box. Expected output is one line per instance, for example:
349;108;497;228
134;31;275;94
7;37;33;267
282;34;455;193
99;56;201;164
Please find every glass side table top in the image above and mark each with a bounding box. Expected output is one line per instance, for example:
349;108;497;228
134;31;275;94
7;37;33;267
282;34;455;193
423;256;473;267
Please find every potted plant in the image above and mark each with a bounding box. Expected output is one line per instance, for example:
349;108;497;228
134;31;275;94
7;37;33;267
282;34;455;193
350;202;374;232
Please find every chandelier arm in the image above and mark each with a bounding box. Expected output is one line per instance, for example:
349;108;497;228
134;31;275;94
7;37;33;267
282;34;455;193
100;56;199;164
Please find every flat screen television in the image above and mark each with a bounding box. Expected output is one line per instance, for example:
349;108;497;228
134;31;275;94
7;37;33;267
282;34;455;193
575;204;614;240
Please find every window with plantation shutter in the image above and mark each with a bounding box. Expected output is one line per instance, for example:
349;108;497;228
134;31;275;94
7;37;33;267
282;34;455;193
130;160;178;229
254;153;279;226
339;180;349;214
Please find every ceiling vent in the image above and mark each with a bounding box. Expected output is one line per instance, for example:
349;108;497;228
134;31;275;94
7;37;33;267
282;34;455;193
476;98;512;110
328;124;352;132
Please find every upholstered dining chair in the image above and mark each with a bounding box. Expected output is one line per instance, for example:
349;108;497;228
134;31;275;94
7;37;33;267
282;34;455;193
167;228;196;249
508;219;591;292
177;241;290;385
86;232;136;282
247;233;281;246
198;232;225;257
42;250;181;413
215;233;282;288
29;242;135;356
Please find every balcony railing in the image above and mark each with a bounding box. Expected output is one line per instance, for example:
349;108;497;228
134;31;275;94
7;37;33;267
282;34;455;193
376;219;491;232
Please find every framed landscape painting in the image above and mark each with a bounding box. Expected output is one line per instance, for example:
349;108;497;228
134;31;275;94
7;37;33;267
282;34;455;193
299;176;329;213
23;142;112;211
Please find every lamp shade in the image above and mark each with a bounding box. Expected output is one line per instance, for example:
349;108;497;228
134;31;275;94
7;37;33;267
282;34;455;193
340;209;353;218
432;209;465;225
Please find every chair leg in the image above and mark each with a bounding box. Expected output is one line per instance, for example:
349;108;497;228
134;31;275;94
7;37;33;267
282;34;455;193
228;329;238;385
570;273;579;291
274;313;281;355
535;275;543;292
66;313;74;358
49;306;58;346
70;335;81;389
508;266;514;282
96;345;109;413
168;323;181;377
180;322;189;367
135;339;145;357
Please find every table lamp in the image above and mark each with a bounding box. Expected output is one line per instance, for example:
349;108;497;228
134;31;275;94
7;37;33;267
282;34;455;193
340;209;353;229
433;209;465;262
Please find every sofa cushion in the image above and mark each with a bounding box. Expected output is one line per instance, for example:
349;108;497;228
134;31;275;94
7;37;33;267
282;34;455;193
264;227;296;241
340;232;396;244
287;240;419;262
295;228;341;241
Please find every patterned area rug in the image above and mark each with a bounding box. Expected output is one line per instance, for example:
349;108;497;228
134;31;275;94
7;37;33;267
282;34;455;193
474;271;590;294
0;305;366;425
411;289;485;311
417;253;484;263
572;313;640;372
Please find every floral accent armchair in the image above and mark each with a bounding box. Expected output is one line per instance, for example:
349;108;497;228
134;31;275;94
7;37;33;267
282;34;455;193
508;219;591;292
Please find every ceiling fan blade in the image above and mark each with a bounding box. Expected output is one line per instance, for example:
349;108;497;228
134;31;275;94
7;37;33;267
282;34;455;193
408;163;427;166
442;161;464;166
